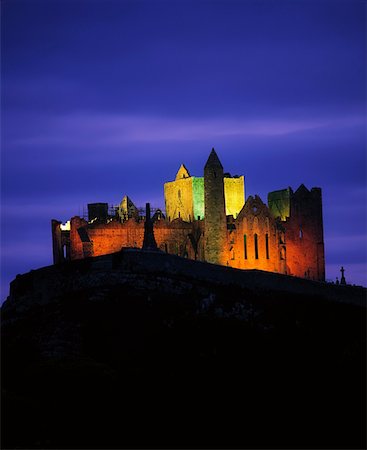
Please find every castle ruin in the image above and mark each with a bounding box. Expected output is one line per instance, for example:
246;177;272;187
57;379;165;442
52;148;325;281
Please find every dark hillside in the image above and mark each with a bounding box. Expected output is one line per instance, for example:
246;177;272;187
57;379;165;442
2;250;366;449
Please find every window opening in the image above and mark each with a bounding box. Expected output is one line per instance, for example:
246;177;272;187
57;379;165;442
230;246;235;260
280;246;286;260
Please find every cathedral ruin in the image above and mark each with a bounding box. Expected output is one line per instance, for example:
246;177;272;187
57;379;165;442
51;148;325;281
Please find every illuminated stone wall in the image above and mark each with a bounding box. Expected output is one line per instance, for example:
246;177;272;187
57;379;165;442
66;216;198;261
52;151;325;282
268;188;291;221
224;175;245;218
226;196;284;273
283;186;325;281
192;177;204;220
70;217;88;260
85;220;144;257
164;172;244;221
154;219;196;258
204;149;227;265
164;177;194;222
117;196;139;221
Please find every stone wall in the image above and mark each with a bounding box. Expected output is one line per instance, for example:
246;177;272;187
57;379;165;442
227;195;283;273
51;151;325;282
204;150;227;265
67;216;198;261
284;186;325;280
268;187;291;221
224;175;245;218
84;220;144;256
164;177;194;222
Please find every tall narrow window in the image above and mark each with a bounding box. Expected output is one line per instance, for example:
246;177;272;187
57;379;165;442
280;246;286;260
244;234;247;259
265;233;269;259
254;234;259;259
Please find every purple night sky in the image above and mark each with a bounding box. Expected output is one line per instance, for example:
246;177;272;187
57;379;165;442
1;0;366;301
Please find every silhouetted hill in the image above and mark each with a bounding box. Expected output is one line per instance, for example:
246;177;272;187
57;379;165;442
1;250;366;449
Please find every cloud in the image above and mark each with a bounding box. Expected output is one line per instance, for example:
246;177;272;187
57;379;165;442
7;112;365;150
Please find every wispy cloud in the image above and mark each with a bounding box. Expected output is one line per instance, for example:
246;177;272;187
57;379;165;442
8;112;365;148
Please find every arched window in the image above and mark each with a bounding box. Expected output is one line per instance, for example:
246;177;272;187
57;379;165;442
280;246;286;260
265;233;269;259
265;217;270;231
253;216;259;229
230;246;235;260
244;235;247;259
254;234;259;259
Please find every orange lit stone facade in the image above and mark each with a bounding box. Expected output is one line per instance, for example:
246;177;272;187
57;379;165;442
52;149;325;281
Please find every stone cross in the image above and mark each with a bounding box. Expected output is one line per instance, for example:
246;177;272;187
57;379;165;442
340;266;346;285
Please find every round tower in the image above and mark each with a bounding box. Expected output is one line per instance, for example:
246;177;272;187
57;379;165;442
204;148;227;265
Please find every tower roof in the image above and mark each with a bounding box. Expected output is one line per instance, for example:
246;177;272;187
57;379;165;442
175;164;191;180
120;195;137;210
204;148;223;169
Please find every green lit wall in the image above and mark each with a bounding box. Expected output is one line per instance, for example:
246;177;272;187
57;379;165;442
268;188;291;221
192;177;204;220
165;174;245;221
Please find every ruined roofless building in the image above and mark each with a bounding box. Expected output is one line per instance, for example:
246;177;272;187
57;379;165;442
51;148;325;281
